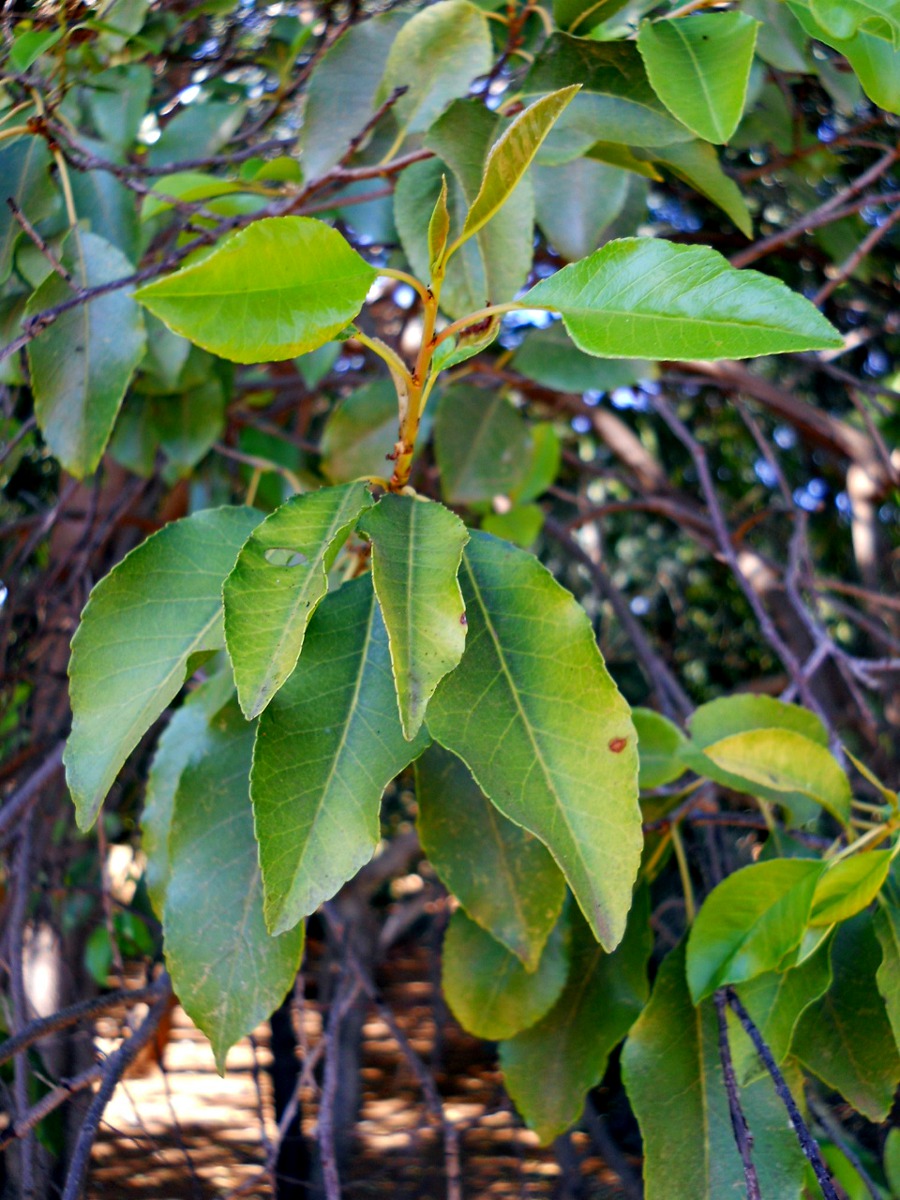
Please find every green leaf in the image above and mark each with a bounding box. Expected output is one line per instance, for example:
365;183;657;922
300;12;407;178
533;158;629;262
141;172;249;221
512;322;650;394
68;145;141;261
142;668;235;916
553;0;629;34
637;13;760;144
152;377;225;476
730;944;833;1085
456;86;579;249
685;729;852;826
632;707;688;789
223;483;374;719
148;101;245;167
481;504;544;549
416;745;565;969
434;386;533;506
809;0;900;47
790;0;900;113
65;506;262;829
793;913;900;1121
689;694;829;748
427;532;642;950
135;217;377;364
87;65;153;153
809;851;892;927
377;1;492;140
501;893;651;1144
10;26;63;70
442;908;569;1040
523;37;693;161
358;495;468;740
164;701;304;1073
251;574;429;935
642;141;752;238
320;380;403;484
27;232;146;477
886;1130;900;1198
622;943;806;1200
428;174;450;275
686;859;825;1002
873;891;900;1049
523;238;843;361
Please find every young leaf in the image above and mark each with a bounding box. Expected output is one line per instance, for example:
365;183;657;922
622;943;807;1200
686;859;825;1002
143;668;235;916
428;174;450;275
251;574;429;936
632;707;688;789
637;13;760;144
793;913;900;1121
66;506;263;830
442;909;569;1040
28;231;146;478
416;746;565;970
501;894;651;1144
164;701;304;1073
427;532;642;951
454;86;580;251
376;0;492;140
135;217;377;364
809;851;892;927
358;495;468;740
522;238;843;360
223;482;374;719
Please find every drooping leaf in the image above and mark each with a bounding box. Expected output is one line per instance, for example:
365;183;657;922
142;668;235;917
377;0;492;140
642;141;753;237
442;908;569;1040
358;495;468;740
793;913;900;1121
416;745;565;969
164;702;304;1073
300;12;407;178
223;483;374;719
456;86;579;248
533;158;629;262
686;859;825;1001
65;506;263;829
637;13;760;144
632;707;688;789
512;322;651;394
251;574;429;935
523;238;843;360
809;851;892;927
622;943;806;1200
434;386;533;506
427;532;642;950
135;217;377;364
501;893;651;1144
0;136;57;283
27;231;146;477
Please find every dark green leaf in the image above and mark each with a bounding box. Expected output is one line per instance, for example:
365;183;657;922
512;322;650;394
320;380;407;484
533;158;629;262
434;386;533;505
632;707;688;789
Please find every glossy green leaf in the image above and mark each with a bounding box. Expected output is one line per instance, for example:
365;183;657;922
358;495;468;740
633;707;688;789
251;574;429;935
377;1;492;139
533;158;629;262
512;322;650;394
300;12;407;178
790;1;900;112
809;0;900;47
164;702;304;1073
223;483;373;719
27;231;146;477
686;859;825;1001
65;506;262;830
501;893;651;1144
793;913;900;1121
623;943;806;1200
434;386;533;506
456;86;579;248
523;37;693;162
442;908;568;1040
642;141;752;237
523;239;843;361
688;729;852;825
809;851;892;927
135;217;377;364
730;943;833;1085
416;745;565;969
689;694;829;748
638;13;759;144
142;669;235;916
428;532;642;950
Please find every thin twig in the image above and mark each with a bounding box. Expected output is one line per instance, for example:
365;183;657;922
714;991;761;1200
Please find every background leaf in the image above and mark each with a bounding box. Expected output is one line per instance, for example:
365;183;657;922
434;385;533;505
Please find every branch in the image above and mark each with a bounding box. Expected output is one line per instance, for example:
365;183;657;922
714;991;761;1200
0;742;64;840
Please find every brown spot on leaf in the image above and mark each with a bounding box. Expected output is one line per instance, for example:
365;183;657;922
608;737;628;753
459;613;467;626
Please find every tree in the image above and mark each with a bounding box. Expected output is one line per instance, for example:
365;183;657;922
1;0;898;1197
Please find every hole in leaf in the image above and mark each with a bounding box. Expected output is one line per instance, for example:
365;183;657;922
264;547;309;567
